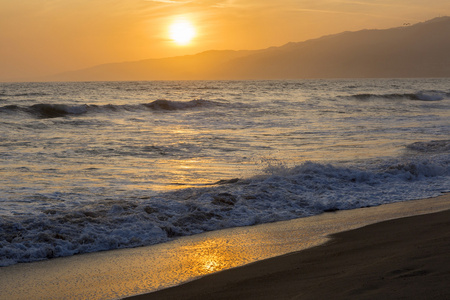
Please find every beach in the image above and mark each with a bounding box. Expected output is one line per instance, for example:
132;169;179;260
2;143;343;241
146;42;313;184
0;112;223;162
1;194;449;300
2;5;450;300
2;80;450;269
1;80;449;299
128;196;450;300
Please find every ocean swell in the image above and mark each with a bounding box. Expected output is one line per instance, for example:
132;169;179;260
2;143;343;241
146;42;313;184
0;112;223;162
406;140;450;153
0;99;220;118
349;90;449;101
142;99;217;110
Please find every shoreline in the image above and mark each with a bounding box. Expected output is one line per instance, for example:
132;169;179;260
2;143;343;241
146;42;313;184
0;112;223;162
128;207;450;300
1;194;450;300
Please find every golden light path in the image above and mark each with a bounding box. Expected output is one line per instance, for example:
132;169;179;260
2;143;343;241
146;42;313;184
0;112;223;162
1;195;450;300
169;18;196;45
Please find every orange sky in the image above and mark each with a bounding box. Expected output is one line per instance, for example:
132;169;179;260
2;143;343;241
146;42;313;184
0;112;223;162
1;0;449;81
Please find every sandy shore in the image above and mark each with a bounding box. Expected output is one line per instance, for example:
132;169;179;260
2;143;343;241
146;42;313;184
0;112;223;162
1;194;450;300
127;205;450;299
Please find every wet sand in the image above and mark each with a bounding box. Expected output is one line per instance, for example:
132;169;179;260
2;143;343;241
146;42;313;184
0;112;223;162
128;198;450;299
1;194;449;300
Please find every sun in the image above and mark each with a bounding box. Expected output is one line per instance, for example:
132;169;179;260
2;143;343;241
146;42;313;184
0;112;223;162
169;19;196;45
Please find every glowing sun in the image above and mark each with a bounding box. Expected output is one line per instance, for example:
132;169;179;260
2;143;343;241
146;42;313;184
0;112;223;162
169;19;196;45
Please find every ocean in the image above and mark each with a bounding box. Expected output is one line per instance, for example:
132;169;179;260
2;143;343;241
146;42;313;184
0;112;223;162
1;79;449;267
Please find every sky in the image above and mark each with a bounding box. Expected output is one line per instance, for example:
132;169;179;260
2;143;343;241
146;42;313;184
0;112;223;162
1;0;449;81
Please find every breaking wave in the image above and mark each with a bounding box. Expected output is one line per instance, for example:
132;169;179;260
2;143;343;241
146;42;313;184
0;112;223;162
0;99;220;118
348;90;449;101
1;154;449;266
406;140;450;153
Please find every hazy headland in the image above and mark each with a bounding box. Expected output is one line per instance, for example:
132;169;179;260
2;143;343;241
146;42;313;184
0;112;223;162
48;17;450;82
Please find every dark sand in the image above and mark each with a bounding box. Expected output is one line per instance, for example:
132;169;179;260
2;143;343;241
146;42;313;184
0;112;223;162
127;209;450;300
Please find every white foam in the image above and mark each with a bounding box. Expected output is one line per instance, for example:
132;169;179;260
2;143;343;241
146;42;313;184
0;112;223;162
415;91;446;101
1;79;450;267
1;154;449;267
2;195;450;300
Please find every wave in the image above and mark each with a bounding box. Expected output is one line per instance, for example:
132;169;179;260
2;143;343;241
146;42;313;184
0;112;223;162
406;140;450;153
0;99;219;118
348;90;450;101
142;99;217;110
2;92;51;97
1;154;449;266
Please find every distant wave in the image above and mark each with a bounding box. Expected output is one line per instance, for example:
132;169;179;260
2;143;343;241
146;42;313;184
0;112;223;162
406;140;450;153
348;90;449;101
14;92;51;97
0;99;220;118
0;104;90;118
142;99;217;110
1;92;51;97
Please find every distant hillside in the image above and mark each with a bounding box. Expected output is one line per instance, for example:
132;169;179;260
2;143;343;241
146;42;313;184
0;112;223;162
50;17;450;81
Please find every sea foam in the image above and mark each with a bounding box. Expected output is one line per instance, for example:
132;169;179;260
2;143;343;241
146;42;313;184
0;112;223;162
349;90;449;101
1;79;449;267
1;152;449;267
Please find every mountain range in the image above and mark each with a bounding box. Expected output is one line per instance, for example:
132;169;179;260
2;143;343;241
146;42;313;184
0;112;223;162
50;16;450;81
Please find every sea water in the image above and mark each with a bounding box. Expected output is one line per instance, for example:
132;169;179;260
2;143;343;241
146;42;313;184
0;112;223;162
1;79;449;266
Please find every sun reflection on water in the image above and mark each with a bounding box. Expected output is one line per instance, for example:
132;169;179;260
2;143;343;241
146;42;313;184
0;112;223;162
179;238;244;278
203;259;220;272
